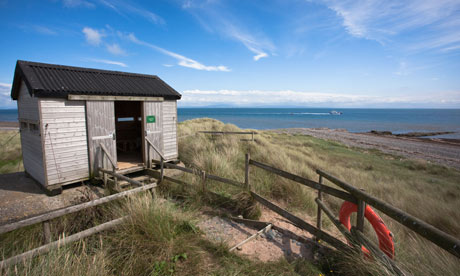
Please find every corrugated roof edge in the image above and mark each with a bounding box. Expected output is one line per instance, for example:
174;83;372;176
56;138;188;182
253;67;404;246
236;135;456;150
10;60;182;100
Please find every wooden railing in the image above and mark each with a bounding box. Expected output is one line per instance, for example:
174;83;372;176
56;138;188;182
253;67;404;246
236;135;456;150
158;152;460;275
100;143;118;188
0;182;156;268
145;137;165;182
198;131;257;141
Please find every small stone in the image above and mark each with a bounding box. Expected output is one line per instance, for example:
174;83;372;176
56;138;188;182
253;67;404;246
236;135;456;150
236;246;242;251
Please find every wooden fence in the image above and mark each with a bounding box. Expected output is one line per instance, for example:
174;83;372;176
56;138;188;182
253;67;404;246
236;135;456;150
158;153;460;275
3;151;460;271
0;169;157;268
198;131;257;141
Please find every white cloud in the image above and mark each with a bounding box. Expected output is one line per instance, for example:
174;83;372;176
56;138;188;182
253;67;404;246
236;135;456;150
32;25;57;35
120;32;230;72
0;82;12;97
324;0;460;51
182;1;274;61
179;89;460;107
0;82;15;108
82;27;104;46
88;59;128;67
98;0;165;25
62;0;95;8
106;43;126;55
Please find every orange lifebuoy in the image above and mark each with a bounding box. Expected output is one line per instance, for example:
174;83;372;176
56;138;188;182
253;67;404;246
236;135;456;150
339;201;394;259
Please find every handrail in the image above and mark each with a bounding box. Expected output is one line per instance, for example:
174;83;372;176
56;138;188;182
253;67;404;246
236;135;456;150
145;137;165;160
317;169;460;258
99;143;117;169
163;163;244;188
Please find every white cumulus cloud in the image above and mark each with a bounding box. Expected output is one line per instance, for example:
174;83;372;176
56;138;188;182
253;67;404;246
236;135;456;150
82;27;104;46
120;32;230;72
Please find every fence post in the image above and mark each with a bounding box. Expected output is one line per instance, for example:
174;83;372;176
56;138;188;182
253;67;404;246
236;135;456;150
357;198;366;232
251;132;254;142
201;170;206;193
245;153;250;190
316;175;323;242
102;155;107;187
43;221;51;243
160;157;164;183
113;166;118;190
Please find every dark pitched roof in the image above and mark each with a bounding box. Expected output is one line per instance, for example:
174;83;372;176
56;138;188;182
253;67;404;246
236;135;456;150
11;60;181;100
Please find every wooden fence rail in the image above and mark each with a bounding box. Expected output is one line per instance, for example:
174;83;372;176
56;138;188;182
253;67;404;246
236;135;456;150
0;217;127;268
159;157;460;259
163;162;244;188
0;171;157;268
198;131;257;141
249;159;357;203
316;169;460;258
0;183;156;235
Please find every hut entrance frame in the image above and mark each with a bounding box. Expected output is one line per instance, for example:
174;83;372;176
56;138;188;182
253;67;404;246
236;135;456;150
87;99;165;175
114;101;144;170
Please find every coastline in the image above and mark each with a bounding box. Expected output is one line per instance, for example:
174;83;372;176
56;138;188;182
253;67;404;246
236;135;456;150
2;120;459;169
271;128;460;170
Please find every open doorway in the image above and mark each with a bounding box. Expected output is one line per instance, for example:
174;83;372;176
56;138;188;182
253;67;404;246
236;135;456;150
115;101;143;170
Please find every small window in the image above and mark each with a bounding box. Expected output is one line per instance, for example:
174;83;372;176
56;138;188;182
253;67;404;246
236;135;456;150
117;117;135;122
20;122;28;130
29;123;39;134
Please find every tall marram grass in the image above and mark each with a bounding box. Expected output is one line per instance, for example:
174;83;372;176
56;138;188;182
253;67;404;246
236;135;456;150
0;130;22;173
1;194;322;275
177;118;460;276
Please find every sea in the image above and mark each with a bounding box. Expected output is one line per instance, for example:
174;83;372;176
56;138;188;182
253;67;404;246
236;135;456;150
1;108;460;138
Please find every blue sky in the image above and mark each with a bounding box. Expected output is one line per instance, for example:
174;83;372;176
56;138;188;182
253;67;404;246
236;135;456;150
0;0;460;108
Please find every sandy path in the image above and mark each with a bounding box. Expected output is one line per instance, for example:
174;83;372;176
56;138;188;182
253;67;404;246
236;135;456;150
272;128;460;170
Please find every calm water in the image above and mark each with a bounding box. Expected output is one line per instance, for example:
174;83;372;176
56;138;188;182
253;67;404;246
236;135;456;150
2;108;460;138
178;108;460;139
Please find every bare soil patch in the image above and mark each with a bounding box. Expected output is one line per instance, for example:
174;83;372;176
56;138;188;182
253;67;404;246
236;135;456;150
197;205;339;263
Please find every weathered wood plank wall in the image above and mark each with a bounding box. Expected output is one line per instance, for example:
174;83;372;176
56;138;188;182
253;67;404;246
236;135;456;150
41;99;89;185
143;101;163;161
86;101;117;176
162;100;178;160
17;81;46;186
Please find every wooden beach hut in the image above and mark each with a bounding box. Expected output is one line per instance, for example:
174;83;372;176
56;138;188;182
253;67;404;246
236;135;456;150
10;60;181;194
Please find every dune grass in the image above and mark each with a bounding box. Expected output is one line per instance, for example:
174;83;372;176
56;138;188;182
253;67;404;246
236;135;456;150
1;194;322;276
0;130;22;173
176;118;460;275
1;118;460;275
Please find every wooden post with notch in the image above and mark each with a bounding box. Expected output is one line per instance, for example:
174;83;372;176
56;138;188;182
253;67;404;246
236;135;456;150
245;153;250;190
316;175;323;241
42;221;51;243
251;132;254;141
357;195;366;232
